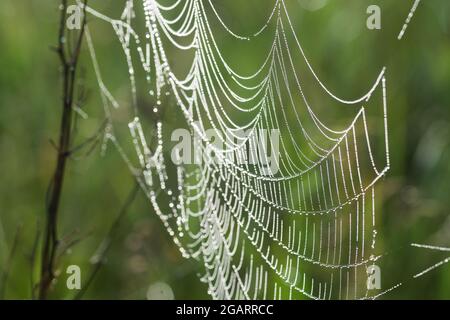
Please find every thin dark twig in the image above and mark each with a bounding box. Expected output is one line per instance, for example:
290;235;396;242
0;225;22;299
30;223;41;299
74;183;140;300
68;119;108;157
55;229;94;262
39;0;88;300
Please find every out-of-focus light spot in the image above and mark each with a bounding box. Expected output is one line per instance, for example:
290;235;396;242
414;121;449;171
146;282;174;300
298;0;328;11
125;233;143;252
128;254;148;273
329;10;361;43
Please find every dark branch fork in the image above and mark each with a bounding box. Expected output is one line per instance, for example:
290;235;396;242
38;0;88;299
38;1;150;299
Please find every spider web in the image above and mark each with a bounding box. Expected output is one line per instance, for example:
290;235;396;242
81;0;393;299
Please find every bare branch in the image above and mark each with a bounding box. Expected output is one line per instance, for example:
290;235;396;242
38;0;88;300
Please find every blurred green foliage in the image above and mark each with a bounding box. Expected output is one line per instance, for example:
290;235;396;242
0;0;449;299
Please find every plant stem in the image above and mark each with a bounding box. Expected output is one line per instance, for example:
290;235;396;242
38;0;87;299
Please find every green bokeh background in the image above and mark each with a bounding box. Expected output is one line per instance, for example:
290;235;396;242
0;0;449;299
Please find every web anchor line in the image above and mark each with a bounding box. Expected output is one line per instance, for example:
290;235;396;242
398;0;422;40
